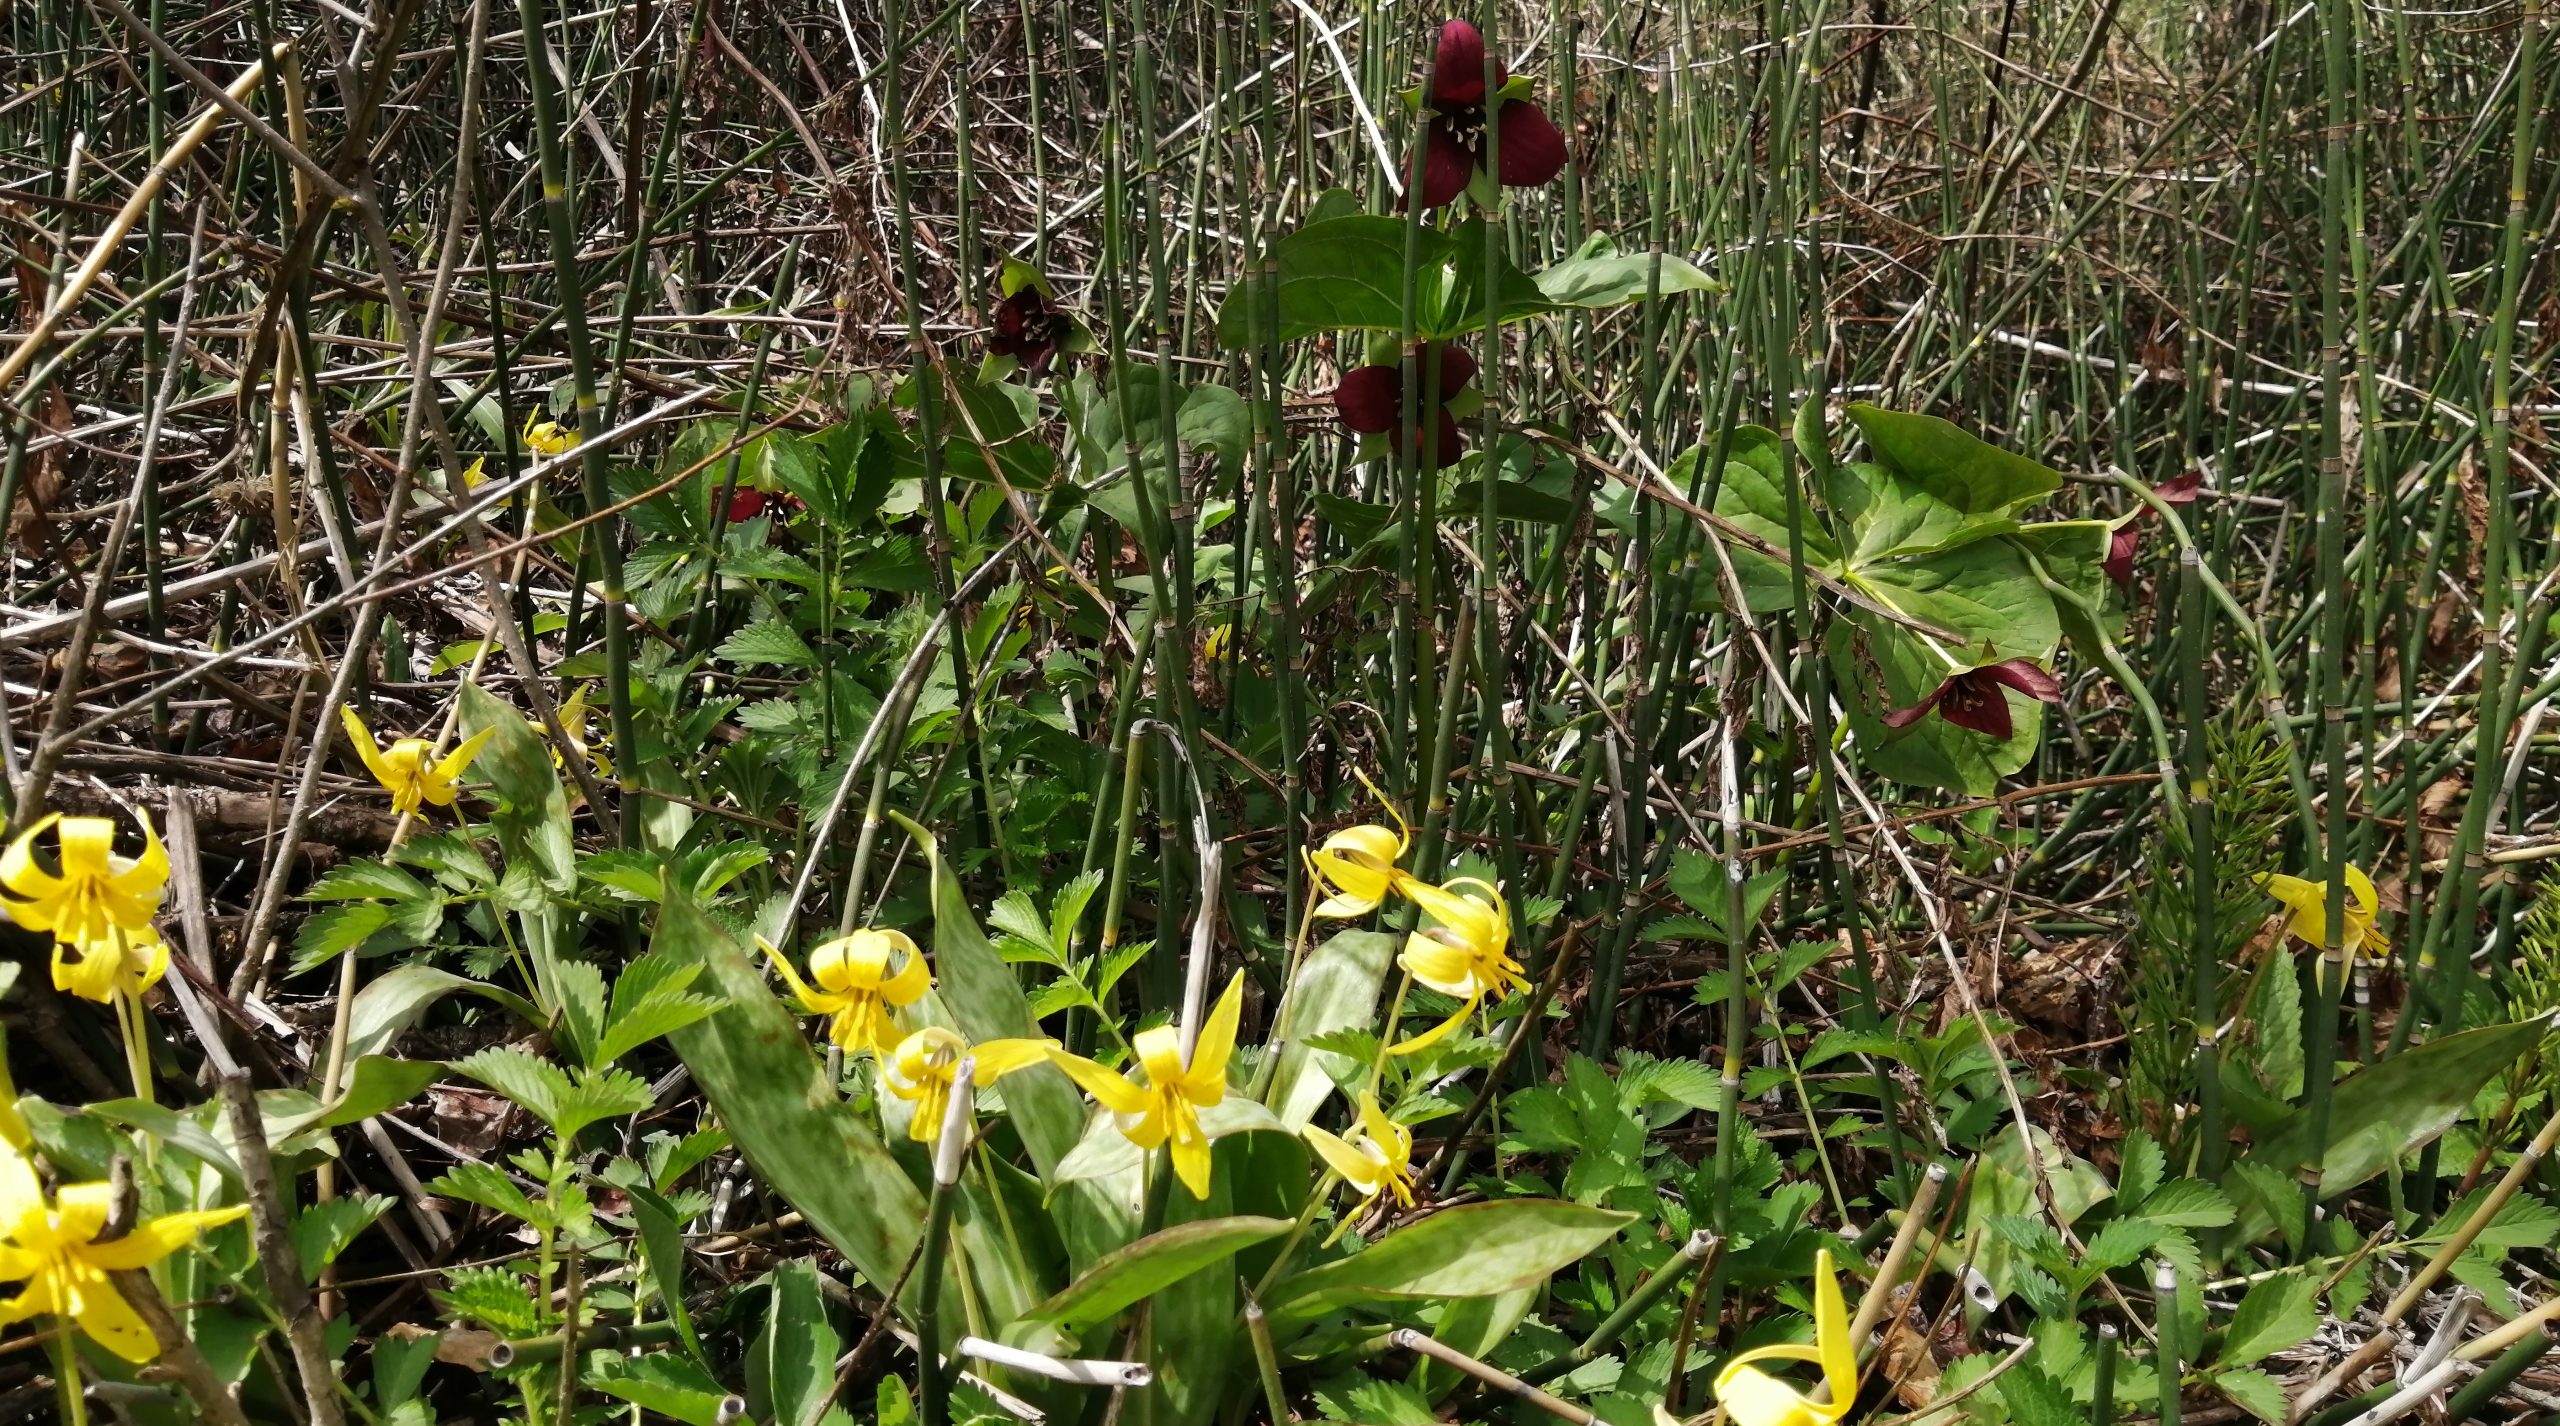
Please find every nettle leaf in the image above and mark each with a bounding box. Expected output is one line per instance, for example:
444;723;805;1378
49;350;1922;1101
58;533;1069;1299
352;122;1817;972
2222;1274;2324;1361
393;832;493;886
455;1046;574;1128
554;959;610;1068
432;1162;538;1223
2082;1217;2167;1274
303;861;430;902
436;1266;543;1338
292;1196;391;1281
292;903;396;973
716;619;817;669
2134;1179;2236;1229
2215;1368;2289;1426
2118;1129;2168;1212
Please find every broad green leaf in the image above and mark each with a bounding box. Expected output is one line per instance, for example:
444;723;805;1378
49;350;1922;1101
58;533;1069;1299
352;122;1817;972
292;1196;390;1281
2230;1018;2547;1243
1265;1200;1633;1328
1664;852;1788;945
589;1354;736;1426
747;1259;839;1426
1267;930;1398;1129
84;1099;242;1186
462;682;574;892
1213;215;1417;345
303;861;430;902
2217;1274;2319;1366
2009;520;2122;658
268;1057;441;1141
345;965;539;1062
1964;1126;2112;1305
1845;404;2063;516
716;619;818;669
1826;613;2043;798
1531;234;1720;308
1848;535;2060;659
1019;1216;1291;1328
1831;461;2017;564
654;889;947;1341
625;1181;707;1364
1702;425;1841;617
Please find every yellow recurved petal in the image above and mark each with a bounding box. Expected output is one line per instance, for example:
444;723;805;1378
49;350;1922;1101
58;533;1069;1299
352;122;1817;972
82;1205;248;1272
756;936;849;1017
340;706;398;788
1713;1249;1855;1426
971;1037;1059;1078
1164;1098;1214;1198
1302;1122;1383;1194
1046;1049;1155;1117
1385;990;1483;1057
54;818;116;881
1183;973;1245;1100
0;814;66;902
431;725;498;793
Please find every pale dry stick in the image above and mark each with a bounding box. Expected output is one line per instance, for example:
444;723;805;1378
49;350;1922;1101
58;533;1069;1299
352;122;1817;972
18;209;206;817
1848;1161;1951;1351
2288;1328;2401;1424
1390;1329;1594;1426
0;52;270;397
216;1073;346;1426
158;795;241;1079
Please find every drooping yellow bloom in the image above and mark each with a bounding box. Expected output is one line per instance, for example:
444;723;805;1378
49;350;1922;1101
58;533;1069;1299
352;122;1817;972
340;707;498;817
1713;1248;1855;1426
1047;973;1243;1198
0;1147;247;1363
0;813;171;1003
882;1027;1059;1143
1307;769;1419;918
1388;876;1526;1056
2257;864;2391;970
1203;624;1236;663
549;685;612;778
1301;1090;1416;1208
759;930;932;1058
523;412;580;457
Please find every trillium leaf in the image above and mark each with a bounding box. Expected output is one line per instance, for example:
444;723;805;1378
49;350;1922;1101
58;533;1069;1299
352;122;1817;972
1696;426;1842;615
1850;535;2060;659
1845;403;2064;515
1214;215;1418;346
1532;234;1720;308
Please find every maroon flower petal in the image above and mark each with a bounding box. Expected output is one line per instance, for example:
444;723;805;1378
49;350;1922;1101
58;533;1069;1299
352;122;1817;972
1420;119;1474;210
1431;20;1489;109
1880;682;1950;730
728;488;771;522
1979;659;2065;703
1494;100;1567;189
2103;523;2138;591
1425;408;1466;470
1333;365;1405;435
1424;343;1478;398
1935;673;2017;740
2156;469;2205;504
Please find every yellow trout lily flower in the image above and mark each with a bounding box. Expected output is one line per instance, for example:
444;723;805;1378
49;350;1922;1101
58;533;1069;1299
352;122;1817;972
1388;876;1526;1056
0;1147;247;1362
0;813;171;1003
1713;1248;1855;1426
549;685;611;777
883;1027;1059;1144
341;707;497;816
523;412;580;457
1308;768;1419;918
1047;973;1243;1198
759;929;931;1058
2257;864;2390;972
1301;1090;1415;1208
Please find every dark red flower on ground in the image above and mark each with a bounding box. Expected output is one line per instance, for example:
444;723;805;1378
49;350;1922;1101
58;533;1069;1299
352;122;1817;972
2103;469;2206;591
1332;343;1478;470
989;286;1066;371
1883;659;2065;741
1413;20;1568;210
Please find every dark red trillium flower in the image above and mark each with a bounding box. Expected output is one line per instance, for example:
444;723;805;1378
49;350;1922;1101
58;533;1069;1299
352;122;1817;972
2103;469;2206;591
727;489;805;522
1414;20;1568;210
989;286;1066;371
1333;343;1477;470
1883;659;2065;741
